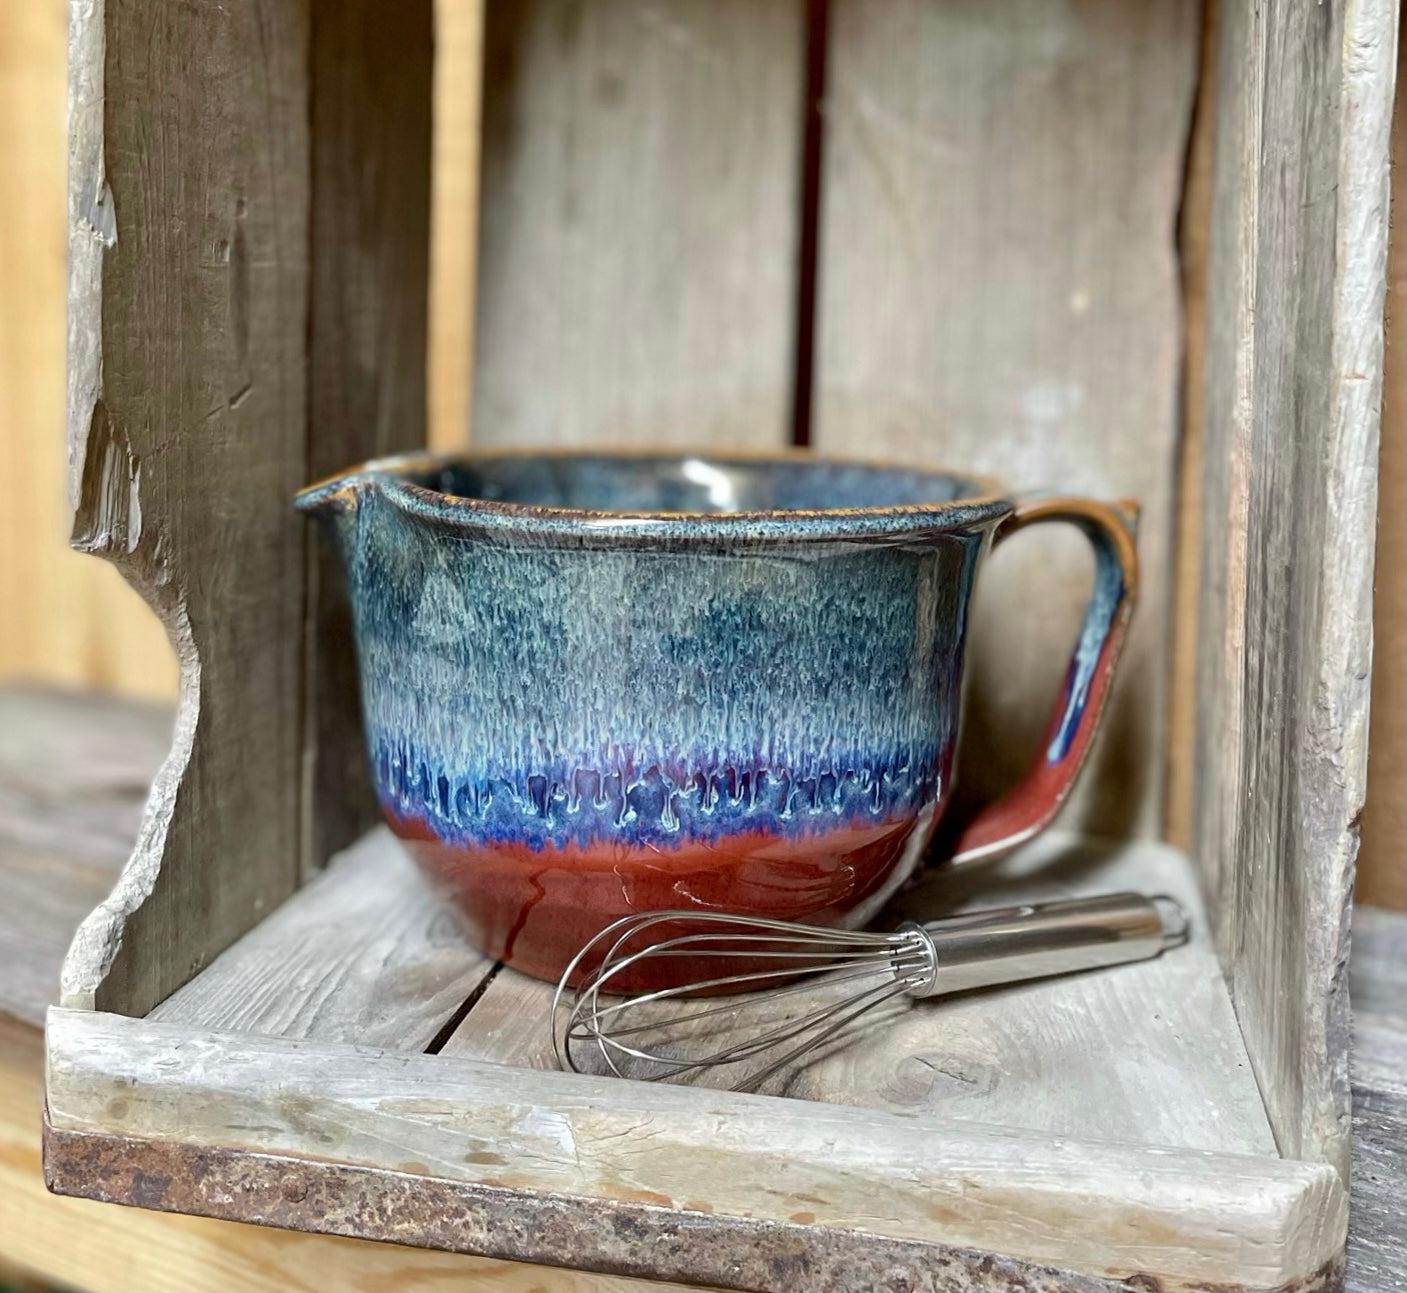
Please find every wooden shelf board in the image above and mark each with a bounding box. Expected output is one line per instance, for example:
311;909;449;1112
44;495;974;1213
152;825;1274;1157
43;826;1346;1291
446;831;1276;1156
149;829;496;1051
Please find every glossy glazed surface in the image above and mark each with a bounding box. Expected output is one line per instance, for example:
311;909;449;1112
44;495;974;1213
298;451;1129;987
301;453;996;981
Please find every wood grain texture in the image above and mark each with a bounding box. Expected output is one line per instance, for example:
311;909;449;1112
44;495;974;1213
1193;0;1397;1175
62;0;311;1017
0;0;178;702
0;688;168;1026
152;828;495;1049
812;0;1198;841
46;1006;1346;1291
0;1021;692;1293
63;0;442;1005
448;832;1275;1158
471;0;804;449
1359;13;1407;911
1192;0;1254;996
304;0;437;871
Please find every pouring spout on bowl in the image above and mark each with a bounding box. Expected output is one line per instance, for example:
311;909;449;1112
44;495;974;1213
295;470;375;520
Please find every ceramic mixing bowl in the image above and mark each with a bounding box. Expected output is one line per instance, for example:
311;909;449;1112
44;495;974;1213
297;450;1136;985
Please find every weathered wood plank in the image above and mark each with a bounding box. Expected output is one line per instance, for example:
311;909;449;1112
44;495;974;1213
63;0;311;1017
1;1029;699;1293
1194;0;1397;1175
471;0;804;449
1193;0;1254;985
448;833;1274;1158
151;829;494;1050
62;0;440;1006
0;688;169;1027
812;0;1198;840
46;1007;1346;1291
304;0;437;872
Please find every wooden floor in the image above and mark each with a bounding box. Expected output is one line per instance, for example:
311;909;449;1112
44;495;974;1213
1;685;1403;1290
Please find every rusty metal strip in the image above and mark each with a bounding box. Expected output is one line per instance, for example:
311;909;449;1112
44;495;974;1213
43;1118;1342;1293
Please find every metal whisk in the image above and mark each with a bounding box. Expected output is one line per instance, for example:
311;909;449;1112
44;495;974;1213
552;892;1189;1091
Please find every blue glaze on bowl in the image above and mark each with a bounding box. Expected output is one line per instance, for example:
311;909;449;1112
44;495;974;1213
299;450;1013;981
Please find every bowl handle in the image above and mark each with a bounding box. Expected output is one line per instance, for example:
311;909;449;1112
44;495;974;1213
945;496;1139;867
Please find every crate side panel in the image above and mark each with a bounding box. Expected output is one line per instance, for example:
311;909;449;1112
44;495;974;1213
811;0;1198;840
470;0;804;449
304;0;438;871
1195;0;1397;1172
63;0;312;1016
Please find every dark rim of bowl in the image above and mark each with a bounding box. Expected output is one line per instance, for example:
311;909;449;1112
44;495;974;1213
296;447;1015;545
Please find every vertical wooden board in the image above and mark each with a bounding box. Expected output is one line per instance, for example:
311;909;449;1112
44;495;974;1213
1195;0;1397;1173
812;0;1198;839
1359;17;1407;911
471;0;805;449
1191;0;1255;952
429;0;485;451
304;0;437;872
63;0;311;1016
1164;0;1217;852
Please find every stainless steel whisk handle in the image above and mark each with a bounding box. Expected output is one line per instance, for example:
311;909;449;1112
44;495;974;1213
897;891;1189;1000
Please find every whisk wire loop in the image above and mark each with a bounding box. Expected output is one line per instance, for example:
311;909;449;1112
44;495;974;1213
550;894;1184;1090
552;909;939;1084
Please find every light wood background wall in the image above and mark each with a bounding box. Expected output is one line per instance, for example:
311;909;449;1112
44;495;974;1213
1361;18;1407;910
0;0;1401;905
0;0;177;699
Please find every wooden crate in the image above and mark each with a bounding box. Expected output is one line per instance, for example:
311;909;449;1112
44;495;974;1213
44;1;1396;1290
